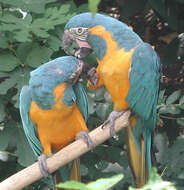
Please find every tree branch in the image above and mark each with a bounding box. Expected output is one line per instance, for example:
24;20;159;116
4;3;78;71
0;111;130;190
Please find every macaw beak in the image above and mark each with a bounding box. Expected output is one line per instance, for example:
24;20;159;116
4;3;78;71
62;30;74;55
62;30;92;59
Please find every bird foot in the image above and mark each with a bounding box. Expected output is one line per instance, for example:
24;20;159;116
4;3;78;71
102;110;127;140
87;67;98;87
76;131;94;149
38;154;50;178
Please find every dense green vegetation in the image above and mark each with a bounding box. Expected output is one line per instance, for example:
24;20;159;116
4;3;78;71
0;0;183;189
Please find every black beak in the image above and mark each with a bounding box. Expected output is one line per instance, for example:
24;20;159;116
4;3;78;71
74;47;93;59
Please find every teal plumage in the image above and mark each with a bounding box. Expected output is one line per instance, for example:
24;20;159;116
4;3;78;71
19;56;89;189
20;56;88;156
63;12;160;187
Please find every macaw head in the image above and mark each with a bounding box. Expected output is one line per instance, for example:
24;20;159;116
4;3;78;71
29;56;86;109
62;13;117;60
62;12;97;59
62;13;139;61
30;56;84;89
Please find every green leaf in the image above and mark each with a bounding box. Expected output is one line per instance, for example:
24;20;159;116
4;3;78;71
46;36;61;51
0;33;8;49
0;0;57;14
0;100;5;122
166;90;181;105
0;3;77;42
87;174;123;190
88;0;101;14
177;104;184;110
31;4;76;38
0;4;2;16
0;151;8;162
176;117;184;126
158;89;166;104
57;174;123;190
24;43;53;68
15;126;36;167
0;77;17;95
95;146;122;163
87;95;96;114
16;42;35;63
0;53;19;72
154;133;168;164
155;134;184;179
96;103;111;121
12;67;32;107
57;181;91;190
80;164;88;176
0;120;18;150
0;14;33;42
95;160;109;171
179;95;184;104
0;121;36;166
129;168;177;190
0;67;31;105
104;91;112;103
95;87;105;101
159;105;181;115
76;3;89;13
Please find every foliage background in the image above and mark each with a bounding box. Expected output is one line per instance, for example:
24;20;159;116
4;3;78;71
0;0;184;189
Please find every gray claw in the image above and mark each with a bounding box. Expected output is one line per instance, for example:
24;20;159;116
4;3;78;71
76;131;94;148
110;122;119;140
101;119;110;129
87;67;98;86
101;110;127;140
38;154;50;178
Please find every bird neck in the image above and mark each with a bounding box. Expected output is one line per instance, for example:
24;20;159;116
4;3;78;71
88;25;142;61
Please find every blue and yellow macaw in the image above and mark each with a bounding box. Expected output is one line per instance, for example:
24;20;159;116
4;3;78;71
62;13;160;187
19;56;92;189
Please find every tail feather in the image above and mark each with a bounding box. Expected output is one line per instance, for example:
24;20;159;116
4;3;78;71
70;159;81;181
126;117;151;188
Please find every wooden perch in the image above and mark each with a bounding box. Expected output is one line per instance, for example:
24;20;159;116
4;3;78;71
0;111;130;190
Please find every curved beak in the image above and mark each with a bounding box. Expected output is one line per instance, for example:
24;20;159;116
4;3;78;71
62;30;92;59
62;30;74;55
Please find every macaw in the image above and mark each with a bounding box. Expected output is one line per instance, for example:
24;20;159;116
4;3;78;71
62;13;160;187
19;56;92;189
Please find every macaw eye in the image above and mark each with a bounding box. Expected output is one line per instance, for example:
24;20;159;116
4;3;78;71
69;27;89;41
77;27;83;34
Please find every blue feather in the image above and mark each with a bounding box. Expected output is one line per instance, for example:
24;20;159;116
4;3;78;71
73;82;89;121
127;43;160;176
19;86;43;157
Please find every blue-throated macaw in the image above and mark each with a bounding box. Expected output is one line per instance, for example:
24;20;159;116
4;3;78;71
62;13;160;187
19;56;92;189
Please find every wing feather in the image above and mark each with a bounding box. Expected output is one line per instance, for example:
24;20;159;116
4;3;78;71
19;86;43;157
73;82;88;121
126;43;160;130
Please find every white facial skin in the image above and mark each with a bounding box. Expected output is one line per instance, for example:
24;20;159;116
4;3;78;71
63;30;92;58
